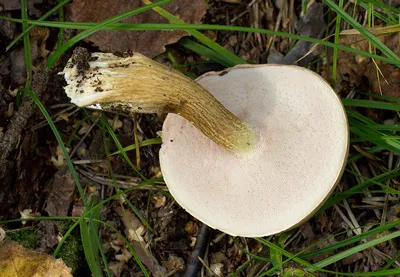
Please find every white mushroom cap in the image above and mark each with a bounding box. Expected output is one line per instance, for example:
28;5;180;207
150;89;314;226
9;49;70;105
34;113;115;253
159;65;349;237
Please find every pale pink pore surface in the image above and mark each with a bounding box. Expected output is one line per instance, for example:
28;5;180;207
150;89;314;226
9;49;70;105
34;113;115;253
159;65;348;237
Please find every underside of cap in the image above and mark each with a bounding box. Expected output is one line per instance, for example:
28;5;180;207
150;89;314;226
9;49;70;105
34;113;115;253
159;65;349;237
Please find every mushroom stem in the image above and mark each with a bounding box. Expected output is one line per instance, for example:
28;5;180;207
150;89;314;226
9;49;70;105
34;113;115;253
63;49;256;151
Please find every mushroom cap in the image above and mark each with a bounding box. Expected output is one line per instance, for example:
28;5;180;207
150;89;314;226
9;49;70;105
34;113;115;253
159;65;349;237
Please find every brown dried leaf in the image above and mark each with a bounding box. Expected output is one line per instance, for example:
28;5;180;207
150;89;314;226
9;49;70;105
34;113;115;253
162;254;185;272
0;240;72;277
109;261;124;277
365;62;400;98
337;32;399;88
44;166;75;216
69;0;208;57
0;0;43;17
115;207;164;276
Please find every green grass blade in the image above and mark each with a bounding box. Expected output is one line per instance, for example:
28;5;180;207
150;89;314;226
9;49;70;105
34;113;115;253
349;123;400;155
324;0;400;62
346;169;399;194
7;0;71;51
143;0;246;66
256;238;321;271
362;0;400;14
332;0;344;86
266;232;292;275
368;124;400;131
342;99;400;111
357;2;396;25
313;230;400;269
257;229;400;276
179;37;234;67
381;250;400;270
81;194;103;277
360;0;399;24
320;167;400;212
347;145;384;163
46;0;173;67
66;114;93;147
110;138;162;155
167;51;197;77
230;259;253;277
346;109;400;154
99;244;112;277
57;0;66;49
97;220;151;277
301;220;400;259
2;18;400;67
0;215;150;277
53;177;163;257
100;116;145;179
21;0;32;90
361;92;400;102
25;89;87;206
102;131;154;233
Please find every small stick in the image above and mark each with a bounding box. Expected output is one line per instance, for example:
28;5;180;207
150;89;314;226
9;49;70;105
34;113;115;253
183;223;211;277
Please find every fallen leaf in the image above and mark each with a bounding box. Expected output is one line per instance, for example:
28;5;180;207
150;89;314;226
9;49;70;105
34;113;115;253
342;252;363;265
69;0;208;57
109;261;124;277
10;47;27;85
37;221;60;250
162;254;185;272
71;201;85;217
0;12;17;40
115;207;164;276
115;247;132;263
44;166;75;216
0;240;72;277
336;32;398;89
208;262;224;277
365;62;400;98
128;225;145;242
108;117;123;131
0;0;43;17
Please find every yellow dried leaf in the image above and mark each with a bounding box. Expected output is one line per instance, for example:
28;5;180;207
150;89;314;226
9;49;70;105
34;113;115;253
0;241;73;277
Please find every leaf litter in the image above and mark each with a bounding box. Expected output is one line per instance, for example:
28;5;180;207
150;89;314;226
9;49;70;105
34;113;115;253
69;0;208;57
0;240;73;277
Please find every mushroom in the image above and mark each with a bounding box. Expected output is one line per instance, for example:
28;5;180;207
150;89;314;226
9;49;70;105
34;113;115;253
63;49;349;237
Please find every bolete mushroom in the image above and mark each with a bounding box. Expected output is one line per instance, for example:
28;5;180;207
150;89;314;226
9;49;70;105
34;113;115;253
63;49;349;237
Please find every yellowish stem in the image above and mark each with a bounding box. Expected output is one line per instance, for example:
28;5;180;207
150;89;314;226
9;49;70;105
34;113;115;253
63;49;256;151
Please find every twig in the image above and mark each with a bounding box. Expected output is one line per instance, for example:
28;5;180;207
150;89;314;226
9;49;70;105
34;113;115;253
31;105;78;130
77;167;167;190
69;117;99;158
0;68;49;185
183;223;211;277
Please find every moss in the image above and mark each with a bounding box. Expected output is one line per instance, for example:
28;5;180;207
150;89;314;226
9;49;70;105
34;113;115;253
56;226;91;276
8;227;38;249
